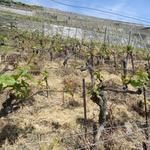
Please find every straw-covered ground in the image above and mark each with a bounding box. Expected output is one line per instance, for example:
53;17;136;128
0;59;150;150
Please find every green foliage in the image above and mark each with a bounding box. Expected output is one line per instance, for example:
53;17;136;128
0;67;32;99
0;66;48;99
91;85;101;98
127;45;134;53
0;75;16;90
0;0;12;5
0;46;14;53
0;35;7;42
90;71;103;102
130;70;149;87
93;71;103;82
50;34;64;53
42;70;49;79
122;70;149;88
0;0;43;10
101;43;107;52
99;43;109;56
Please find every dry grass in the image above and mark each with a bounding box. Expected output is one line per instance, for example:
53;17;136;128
0;59;149;150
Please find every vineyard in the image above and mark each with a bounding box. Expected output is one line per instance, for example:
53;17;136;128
0;0;150;150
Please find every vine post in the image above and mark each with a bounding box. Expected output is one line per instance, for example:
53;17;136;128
43;71;49;98
126;31;131;64
82;78;87;139
143;87;149;140
128;30;131;46
62;88;65;105
104;27;107;44
45;78;49;98
122;59;128;89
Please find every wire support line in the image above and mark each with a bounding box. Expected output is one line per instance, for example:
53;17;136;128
49;0;150;25
76;126;150;150
61;122;150;140
64;0;150;22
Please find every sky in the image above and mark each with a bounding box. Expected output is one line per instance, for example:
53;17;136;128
16;0;150;26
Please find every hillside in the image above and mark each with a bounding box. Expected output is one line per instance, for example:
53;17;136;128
0;1;150;150
0;0;150;47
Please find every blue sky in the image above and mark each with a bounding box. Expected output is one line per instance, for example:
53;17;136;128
16;0;150;26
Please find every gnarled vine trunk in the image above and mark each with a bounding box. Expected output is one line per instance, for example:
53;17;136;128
91;88;107;125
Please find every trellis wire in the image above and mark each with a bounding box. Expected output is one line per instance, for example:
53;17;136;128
75;126;150;150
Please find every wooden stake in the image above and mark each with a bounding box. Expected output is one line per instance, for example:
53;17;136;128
143;87;149;140
147;54;150;67
128;30;131;46
122;60;128;89
45;77;49;98
62;88;65;105
104;27;107;43
123;60;127;77
82;78;87;138
130;52;135;73
83;79;87;121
